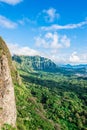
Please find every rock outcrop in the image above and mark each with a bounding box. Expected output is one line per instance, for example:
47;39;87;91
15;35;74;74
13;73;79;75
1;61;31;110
0;37;16;128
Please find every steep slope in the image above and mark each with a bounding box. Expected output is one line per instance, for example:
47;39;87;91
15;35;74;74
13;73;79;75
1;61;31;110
0;37;16;128
13;55;87;76
15;68;87;130
12;55;58;72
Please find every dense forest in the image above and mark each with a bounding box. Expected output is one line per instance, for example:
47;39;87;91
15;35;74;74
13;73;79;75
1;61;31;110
7;55;87;130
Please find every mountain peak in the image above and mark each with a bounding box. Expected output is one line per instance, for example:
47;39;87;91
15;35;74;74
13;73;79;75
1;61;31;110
12;55;58;72
0;37;12;66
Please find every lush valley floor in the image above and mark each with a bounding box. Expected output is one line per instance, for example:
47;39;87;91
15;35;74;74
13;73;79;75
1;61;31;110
14;70;87;130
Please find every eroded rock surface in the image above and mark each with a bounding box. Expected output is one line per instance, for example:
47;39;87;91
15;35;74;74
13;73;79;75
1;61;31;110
0;37;16;128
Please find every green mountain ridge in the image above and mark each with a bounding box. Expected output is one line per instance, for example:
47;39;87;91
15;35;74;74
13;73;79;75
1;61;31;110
12;55;58;72
12;55;87;77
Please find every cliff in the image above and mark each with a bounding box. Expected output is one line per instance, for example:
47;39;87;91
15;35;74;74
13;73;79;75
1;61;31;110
12;55;58;72
0;37;16;128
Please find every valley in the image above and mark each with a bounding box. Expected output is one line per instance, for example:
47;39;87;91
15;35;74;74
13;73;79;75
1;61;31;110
13;55;87;130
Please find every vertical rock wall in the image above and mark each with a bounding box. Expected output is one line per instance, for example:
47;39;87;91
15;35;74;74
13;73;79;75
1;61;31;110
0;54;16;127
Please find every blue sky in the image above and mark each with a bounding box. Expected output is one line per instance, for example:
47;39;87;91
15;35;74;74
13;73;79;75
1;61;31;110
0;0;87;64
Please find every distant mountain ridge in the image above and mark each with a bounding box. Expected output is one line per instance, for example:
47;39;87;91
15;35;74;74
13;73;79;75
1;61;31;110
12;55;58;72
60;64;87;69
12;55;87;77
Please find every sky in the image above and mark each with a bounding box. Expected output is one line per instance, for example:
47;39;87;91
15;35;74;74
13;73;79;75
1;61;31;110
0;0;87;64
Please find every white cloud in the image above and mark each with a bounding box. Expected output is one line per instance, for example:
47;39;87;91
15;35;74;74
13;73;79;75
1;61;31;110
18;18;30;25
41;20;87;30
7;43;40;56
18;17;36;25
35;32;70;50
60;35;70;48
50;52;87;64
69;52;80;63
79;53;87;63
82;53;87;61
0;15;17;28
69;52;87;64
0;0;22;5
39;8;59;23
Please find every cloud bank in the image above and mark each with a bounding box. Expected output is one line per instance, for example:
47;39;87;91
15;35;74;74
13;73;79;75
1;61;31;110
69;52;80;63
41;20;87;30
35;32;70;50
0;15;17;28
7;43;40;56
0;0;22;5
69;52;87;64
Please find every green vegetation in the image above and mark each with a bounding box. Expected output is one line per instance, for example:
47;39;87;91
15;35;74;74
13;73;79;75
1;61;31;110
15;70;87;130
1;38;87;130
0;37;12;65
0;37;18;83
12;55;57;72
2;54;87;130
11;55;87;130
1;124;16;130
15;82;55;130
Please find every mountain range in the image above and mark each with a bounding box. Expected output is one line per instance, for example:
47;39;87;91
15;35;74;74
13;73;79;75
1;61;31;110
0;37;87;130
12;55;87;77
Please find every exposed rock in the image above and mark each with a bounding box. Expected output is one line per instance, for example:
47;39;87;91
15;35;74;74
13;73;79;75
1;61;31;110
0;37;16;128
12;55;58;72
12;61;22;86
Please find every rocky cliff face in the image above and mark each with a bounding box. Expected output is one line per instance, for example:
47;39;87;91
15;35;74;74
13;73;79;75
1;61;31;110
0;37;16;128
12;55;58;72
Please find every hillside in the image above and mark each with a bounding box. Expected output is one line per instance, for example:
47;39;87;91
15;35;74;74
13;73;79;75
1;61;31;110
12;55;87;78
0;38;87;130
61;64;87;77
13;55;87;130
15;66;87;130
12;55;57;72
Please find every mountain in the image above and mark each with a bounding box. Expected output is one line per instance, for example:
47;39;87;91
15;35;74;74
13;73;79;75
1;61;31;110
60;64;87;70
60;64;87;77
0;38;87;130
12;55;87;77
12;55;58;72
0;37;16;128
15;58;87;130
